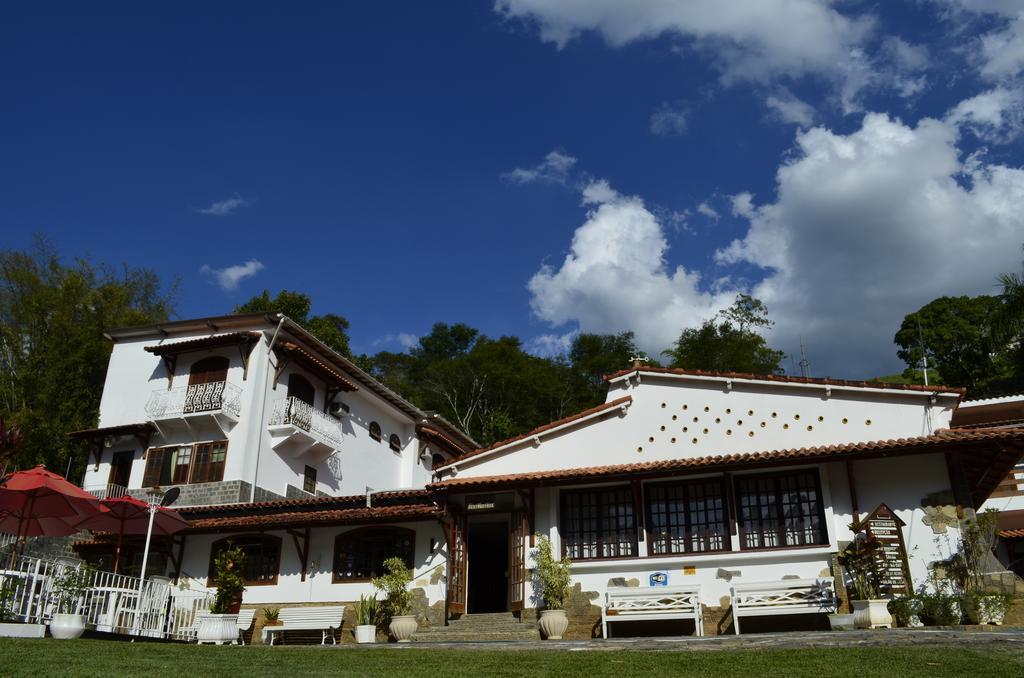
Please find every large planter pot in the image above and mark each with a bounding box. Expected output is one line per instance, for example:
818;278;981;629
355;624;377;644
852;600;893;630
49;613;86;640
827;613;855;631
389;615;418;643
196;613;240;645
964;595;1007;625
539;609;569;640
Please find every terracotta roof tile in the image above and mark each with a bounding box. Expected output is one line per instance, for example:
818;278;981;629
184;503;438;532
430;428;1024;502
999;529;1024;539
177;488;431;515
439;396;633;467
144;332;262;356
602;367;966;395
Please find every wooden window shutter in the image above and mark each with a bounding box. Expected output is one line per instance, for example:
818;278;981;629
142;448;165;487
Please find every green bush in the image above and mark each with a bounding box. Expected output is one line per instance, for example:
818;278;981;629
918;590;962;626
210;544;247;614
354;594;379;626
372;557;413;620
887;595;923;627
533;535;572;610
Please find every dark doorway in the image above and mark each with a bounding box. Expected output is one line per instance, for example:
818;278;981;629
467;516;509;613
108;450;133;487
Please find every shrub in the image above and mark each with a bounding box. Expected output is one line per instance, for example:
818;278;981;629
887;595;923;627
262;606;279;622
354;594;379;626
533;535;572;610
53;564;94;614
210;544;247;614
918;590;962;626
372;557;413;620
837;528;882;600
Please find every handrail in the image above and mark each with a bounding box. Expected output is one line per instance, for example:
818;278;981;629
145;380;242;420
269;396;343;448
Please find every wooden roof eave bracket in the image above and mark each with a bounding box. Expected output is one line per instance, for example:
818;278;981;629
161;354;177;390
271;347;290;391
287;527;311;582
239;336;258;381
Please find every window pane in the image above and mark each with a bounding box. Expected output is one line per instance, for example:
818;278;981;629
333;528;415;581
736;471;826;550
737;476;779;549
208;536;280;586
560;486;636;560
646;479;728;555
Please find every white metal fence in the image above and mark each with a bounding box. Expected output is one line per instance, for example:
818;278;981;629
270;396;343;448
0;553;213;641
82;483;129;500
145;381;242;420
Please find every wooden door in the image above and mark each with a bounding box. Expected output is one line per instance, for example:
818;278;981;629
186;356;229;413
509;511;526;611
108;450;133;487
447;511;468;615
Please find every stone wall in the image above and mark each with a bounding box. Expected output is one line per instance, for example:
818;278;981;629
127;481;285;507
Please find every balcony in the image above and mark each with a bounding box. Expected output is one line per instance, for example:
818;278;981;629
145;380;242;435
83;483;129;500
268;396;343;457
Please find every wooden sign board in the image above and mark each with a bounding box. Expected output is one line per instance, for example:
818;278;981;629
861;503;912;596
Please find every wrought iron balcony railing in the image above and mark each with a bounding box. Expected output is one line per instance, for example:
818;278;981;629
269;396;343;449
145;381;242;421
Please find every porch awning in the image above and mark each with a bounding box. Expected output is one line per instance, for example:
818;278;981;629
429;427;1024;508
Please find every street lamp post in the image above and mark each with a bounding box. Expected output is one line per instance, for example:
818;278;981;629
131;487;162;637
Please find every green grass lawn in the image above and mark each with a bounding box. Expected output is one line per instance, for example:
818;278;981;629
1;638;1021;677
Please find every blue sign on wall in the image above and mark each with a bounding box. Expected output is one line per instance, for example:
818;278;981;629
649;572;669;587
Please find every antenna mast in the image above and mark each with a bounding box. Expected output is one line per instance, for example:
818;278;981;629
798;337;811;378
917;320;929;386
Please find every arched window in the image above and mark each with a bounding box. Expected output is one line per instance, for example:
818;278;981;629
369;421;382;442
287;373;315;406
333;527;415;582
389;434;401;452
207;534;281;586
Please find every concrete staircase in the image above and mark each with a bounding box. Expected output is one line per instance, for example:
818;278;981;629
411;612;540;643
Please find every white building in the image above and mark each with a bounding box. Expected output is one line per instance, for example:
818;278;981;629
70;316;1024;639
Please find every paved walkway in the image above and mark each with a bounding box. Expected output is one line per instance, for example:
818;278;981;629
329;628;1024;652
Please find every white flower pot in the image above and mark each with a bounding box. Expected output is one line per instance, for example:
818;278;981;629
389;615;418;643
965;595;1006;625
49;613;86;640
827;613;855;631
355;624;377;643
196;613;240;645
539;609;569;640
852;599;893;629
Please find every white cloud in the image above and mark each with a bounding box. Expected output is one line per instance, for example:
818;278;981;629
495;0;874;87
947;86;1024;141
765;91;816;127
696;201;719;220
527;179;735;358
980;16;1024;80
718;111;1024;377
373;332;420;351
198;193;249;216
200;259;265;291
528;104;1024;379
526;329;579;357
503;150;578;184
649;101;689;137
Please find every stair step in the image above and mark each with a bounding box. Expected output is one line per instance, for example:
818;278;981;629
412;630;540;643
416;624;536;634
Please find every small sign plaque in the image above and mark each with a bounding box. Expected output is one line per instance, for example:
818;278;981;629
649;572;669;586
861;503;912;596
683;566;697;576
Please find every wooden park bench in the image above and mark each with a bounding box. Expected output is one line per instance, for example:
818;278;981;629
730;577;836;634
261;605;345;645
602;584;704;638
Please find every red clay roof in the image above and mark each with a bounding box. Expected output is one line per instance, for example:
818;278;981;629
1000;529;1024;539
440;396;633;467
602;367;966;395
184;503;438;532
274;341;359;391
431;428;1024;507
144;331;262;356
177;489;431;515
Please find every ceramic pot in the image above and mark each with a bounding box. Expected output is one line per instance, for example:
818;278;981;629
852;599;893;629
355;624;376;643
539;609;569;640
827;613;855;631
196;613;239;645
964;595;1006;625
49;613;86;640
389;615;418;643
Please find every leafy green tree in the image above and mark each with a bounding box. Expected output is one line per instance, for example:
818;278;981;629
235;289;352;358
568;332;640;402
994;249;1024;391
0;238;175;476
894;295;1012;396
662;294;785;374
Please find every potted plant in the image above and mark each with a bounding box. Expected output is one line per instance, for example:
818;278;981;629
838;530;893;630
951;510;1009;625
372;557;416;642
197;544;247;645
353;594;378;644
887;595;924;628
532;535;572;640
49;564;93;640
262;607;281;626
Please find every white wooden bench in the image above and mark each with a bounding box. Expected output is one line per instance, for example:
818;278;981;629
235;608;256;645
261;605;345;645
730;577;836;635
602;585;704;638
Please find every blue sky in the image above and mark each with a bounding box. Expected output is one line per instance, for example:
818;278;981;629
3;2;1024;379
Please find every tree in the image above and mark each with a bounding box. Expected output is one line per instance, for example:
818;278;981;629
235;289;352;358
994;247;1024;392
894;295;1012;396
662;294;786;374
0;238;175;476
568;332;640;403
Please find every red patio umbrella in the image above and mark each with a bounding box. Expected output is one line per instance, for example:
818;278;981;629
0;465;103;552
78;495;190;574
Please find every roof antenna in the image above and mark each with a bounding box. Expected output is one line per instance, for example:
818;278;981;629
798;337;811;378
917;320;929;386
